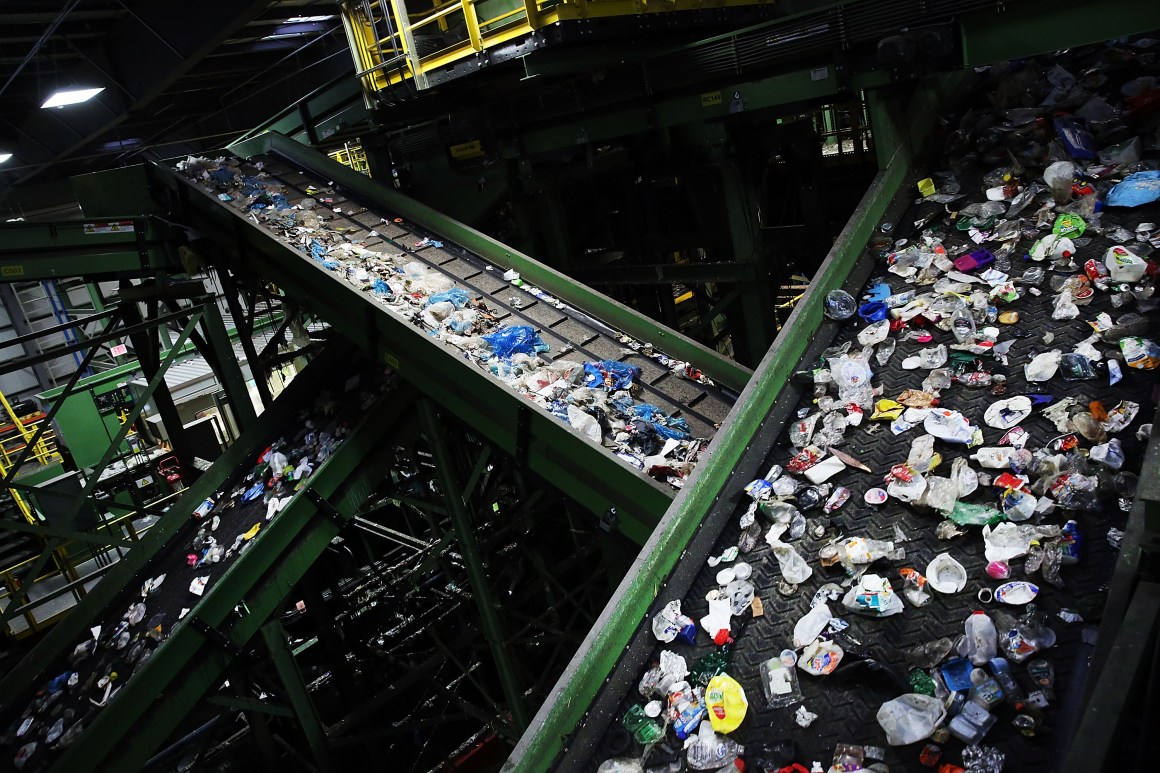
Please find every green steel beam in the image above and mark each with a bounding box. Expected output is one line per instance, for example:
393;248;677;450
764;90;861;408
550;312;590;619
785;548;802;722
147;158;674;544
419;400;530;732
0;217;176;281
566;261;757;287
206;694;295;718
0;310;204;628
510;67;891;160
261;620;334;771
961;0;1160;67
200;300;259;431
224;131;750;394
502;70;966;772
1061;581;1160;772
0;517;132;549
48;381;418;772
0;342;356;726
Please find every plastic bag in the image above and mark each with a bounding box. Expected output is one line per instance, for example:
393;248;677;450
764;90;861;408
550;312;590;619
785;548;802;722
793;603;832;648
426;287;470;308
566;406;602;444
482;325;547;358
705;674;748;733
772;542;813;584
877;694;946;745
1106;170;1160;207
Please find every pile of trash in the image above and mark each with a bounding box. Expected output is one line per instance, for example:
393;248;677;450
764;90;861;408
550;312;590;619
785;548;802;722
604;39;1160;773
1;369;391;771
174;157;715;487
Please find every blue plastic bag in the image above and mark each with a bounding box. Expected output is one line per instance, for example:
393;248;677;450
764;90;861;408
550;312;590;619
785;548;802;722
631;404;690;440
1053;116;1097;160
482;325;547;358
242;482;265;502
371;278;392;297
1106;170;1160;207
426;287;470;309
583;360;641;391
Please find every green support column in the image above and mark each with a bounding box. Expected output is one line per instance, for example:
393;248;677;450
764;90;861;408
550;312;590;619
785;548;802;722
261;619;334;772
867;85;912;172
417;400;530;731
712;127;773;366
201;301;258;430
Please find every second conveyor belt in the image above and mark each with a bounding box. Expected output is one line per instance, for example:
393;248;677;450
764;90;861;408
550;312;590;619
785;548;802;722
150;132;746;545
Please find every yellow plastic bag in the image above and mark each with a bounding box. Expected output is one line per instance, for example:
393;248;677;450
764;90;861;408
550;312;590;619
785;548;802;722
705;674;748;734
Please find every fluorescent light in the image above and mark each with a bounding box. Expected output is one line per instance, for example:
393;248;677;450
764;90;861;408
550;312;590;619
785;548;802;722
41;87;105;109
286;15;333;22
0;153;12;164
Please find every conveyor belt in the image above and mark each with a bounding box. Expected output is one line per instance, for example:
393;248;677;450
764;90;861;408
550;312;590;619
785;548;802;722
0;344;408;772
542;45;1160;773
247;155;734;441
150;135;742;542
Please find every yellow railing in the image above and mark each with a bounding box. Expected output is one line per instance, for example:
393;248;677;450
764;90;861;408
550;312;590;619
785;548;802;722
342;0;769;92
329;143;373;176
0;489;180;637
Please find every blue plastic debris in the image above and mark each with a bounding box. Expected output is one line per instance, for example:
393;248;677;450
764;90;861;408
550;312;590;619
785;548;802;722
1053;115;1097;159
1106;170;1160;208
482;325;548;358
632;404;690;440
583;360;641;391
427;287;470;309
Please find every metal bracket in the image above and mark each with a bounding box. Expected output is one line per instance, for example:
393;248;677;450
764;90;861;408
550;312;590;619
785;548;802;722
305;488;345;527
189;617;243;658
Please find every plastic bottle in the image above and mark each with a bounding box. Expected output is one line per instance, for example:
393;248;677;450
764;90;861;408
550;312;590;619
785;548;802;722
989;657;1024;704
686;721;742;770
970;447;1032;470
622;704;664;744
824;290;857;320
961;611;998;665
951;306;976;343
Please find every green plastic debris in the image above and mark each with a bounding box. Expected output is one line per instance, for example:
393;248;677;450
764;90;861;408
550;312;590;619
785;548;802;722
622;704;665;744
1052;212;1086;238
949;501;1004;526
909;668;936;696
689;648;731;688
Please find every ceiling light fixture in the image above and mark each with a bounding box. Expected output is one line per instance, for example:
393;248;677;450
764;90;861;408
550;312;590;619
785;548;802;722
285;15;334;22
0;153;12;164
41;86;105;109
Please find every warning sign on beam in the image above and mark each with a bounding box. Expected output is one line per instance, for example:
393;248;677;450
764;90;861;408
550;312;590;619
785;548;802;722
83;221;136;235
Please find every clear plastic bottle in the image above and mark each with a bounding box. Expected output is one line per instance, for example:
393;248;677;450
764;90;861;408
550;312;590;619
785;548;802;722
951;306;976;343
961;611;998;666
686;721;743;770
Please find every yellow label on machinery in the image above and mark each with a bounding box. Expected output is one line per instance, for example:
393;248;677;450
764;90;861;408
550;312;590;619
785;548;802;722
449;139;484;160
1;265;24;277
701;91;722;107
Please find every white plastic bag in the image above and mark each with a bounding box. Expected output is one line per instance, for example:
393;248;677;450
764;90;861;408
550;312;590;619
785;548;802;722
876;694;947;745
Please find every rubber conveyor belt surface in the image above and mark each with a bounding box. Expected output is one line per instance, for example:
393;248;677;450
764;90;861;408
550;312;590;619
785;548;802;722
168;151;737;537
558;43;1160;773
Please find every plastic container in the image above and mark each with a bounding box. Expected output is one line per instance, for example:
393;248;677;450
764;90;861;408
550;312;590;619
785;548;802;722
961;611;998;666
824;290;858;320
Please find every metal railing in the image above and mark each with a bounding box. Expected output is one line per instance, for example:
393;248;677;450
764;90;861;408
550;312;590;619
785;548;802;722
0;489;181;637
340;0;771;91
